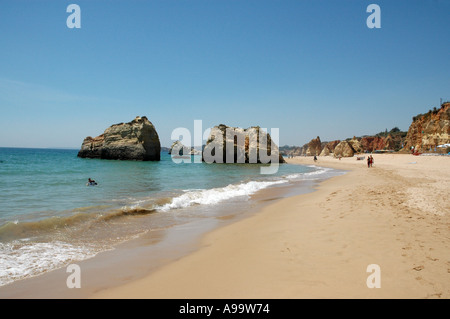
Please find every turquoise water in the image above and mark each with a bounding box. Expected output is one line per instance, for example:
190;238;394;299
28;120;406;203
0;147;340;286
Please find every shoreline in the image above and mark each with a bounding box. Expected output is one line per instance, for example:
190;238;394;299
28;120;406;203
93;154;450;298
0;163;331;298
1;154;448;298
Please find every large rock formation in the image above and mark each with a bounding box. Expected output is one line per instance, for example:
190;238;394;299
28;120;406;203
403;102;450;152
333;141;355;157
78;116;161;161
202;124;285;164
306;136;322;156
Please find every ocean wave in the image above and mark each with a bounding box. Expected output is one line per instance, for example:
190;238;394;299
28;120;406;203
0;214;92;242
284;166;333;180
158;180;287;211
0;206;159;242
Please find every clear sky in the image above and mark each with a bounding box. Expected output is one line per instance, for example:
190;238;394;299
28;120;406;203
0;0;449;148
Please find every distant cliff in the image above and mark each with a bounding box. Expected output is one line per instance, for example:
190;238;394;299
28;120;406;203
78;116;161;161
283;102;449;157
283;130;405;158
403;102;450;152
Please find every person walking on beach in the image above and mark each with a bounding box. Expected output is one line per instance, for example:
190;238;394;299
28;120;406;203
367;155;374;168
314;155;317;162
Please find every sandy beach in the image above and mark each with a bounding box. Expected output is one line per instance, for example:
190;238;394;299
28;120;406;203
92;154;450;299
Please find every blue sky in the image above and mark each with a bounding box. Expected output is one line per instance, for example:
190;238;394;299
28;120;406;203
0;0;449;148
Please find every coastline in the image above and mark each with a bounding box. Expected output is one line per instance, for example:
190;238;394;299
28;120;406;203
1;154;448;298
93;154;450;299
0;162;329;298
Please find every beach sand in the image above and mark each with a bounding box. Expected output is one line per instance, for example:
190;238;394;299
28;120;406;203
93;154;450;299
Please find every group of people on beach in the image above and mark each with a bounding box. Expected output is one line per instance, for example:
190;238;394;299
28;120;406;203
367;155;374;168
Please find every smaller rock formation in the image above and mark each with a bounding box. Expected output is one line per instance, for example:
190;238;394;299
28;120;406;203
169;140;190;156
169;141;202;156
319;146;330;156
319;140;340;156
348;136;364;154
333;141;355;157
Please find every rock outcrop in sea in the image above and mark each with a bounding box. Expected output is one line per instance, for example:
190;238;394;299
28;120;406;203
202;124;285;164
168;140;190;156
169;140;202;156
77;116;161;161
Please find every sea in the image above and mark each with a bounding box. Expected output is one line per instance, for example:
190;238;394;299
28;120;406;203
0;147;342;287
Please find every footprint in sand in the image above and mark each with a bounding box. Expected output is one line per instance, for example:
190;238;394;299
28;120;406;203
413;265;424;271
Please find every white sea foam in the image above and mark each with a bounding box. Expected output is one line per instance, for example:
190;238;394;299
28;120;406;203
284;166;333;180
158;166;341;212
0;241;102;287
158;180;287;211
